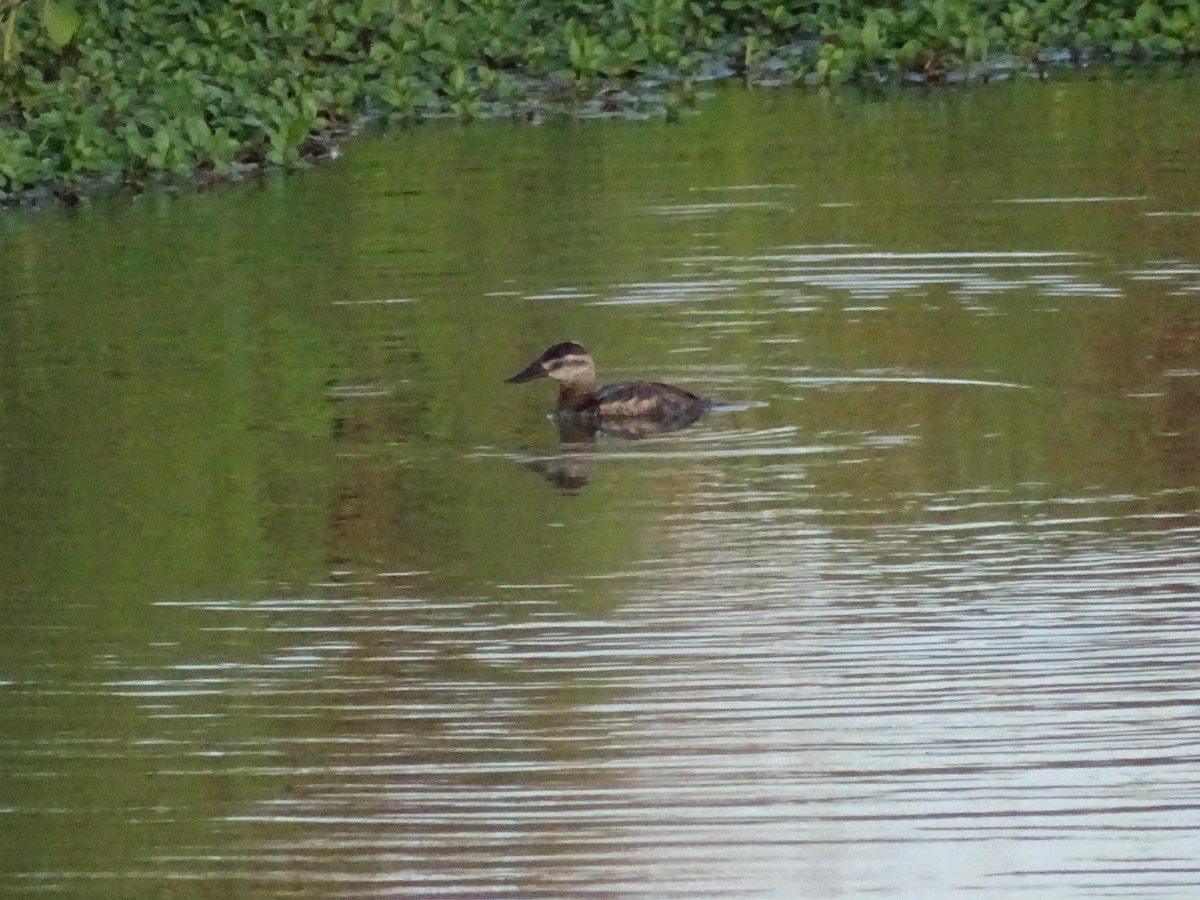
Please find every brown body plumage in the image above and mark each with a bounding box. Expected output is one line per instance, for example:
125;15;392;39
505;341;707;430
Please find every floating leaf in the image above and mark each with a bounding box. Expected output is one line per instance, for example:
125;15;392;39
42;0;82;49
861;13;882;56
2;13;18;65
185;116;212;147
286;116;310;150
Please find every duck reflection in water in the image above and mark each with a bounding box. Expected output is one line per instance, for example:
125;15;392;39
505;341;710;488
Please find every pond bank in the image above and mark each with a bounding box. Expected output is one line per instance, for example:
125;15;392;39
1;0;1197;209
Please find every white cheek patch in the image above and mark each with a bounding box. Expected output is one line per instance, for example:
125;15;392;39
547;356;591;381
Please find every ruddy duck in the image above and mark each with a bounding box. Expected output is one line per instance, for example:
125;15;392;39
505;341;708;428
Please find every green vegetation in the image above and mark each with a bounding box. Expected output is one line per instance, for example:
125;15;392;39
1;0;1198;205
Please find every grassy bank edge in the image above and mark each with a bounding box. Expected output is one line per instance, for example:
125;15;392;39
1;0;1197;209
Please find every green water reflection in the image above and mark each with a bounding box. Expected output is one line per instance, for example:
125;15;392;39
2;75;1199;895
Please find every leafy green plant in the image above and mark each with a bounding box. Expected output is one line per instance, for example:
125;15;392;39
1;0;80;68
1;0;1199;206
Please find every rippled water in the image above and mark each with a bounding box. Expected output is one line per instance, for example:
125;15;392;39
3;77;1200;897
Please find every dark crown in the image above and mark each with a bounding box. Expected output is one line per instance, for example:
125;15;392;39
542;341;590;361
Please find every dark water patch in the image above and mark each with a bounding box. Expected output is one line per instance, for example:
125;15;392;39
3;79;1200;898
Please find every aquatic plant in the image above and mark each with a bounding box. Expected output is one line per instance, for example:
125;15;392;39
1;1;1197;205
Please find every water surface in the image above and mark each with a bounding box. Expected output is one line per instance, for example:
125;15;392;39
2;76;1200;897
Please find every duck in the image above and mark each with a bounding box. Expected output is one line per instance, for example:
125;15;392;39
505;341;708;428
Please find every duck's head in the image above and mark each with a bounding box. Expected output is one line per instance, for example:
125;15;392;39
505;341;596;387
